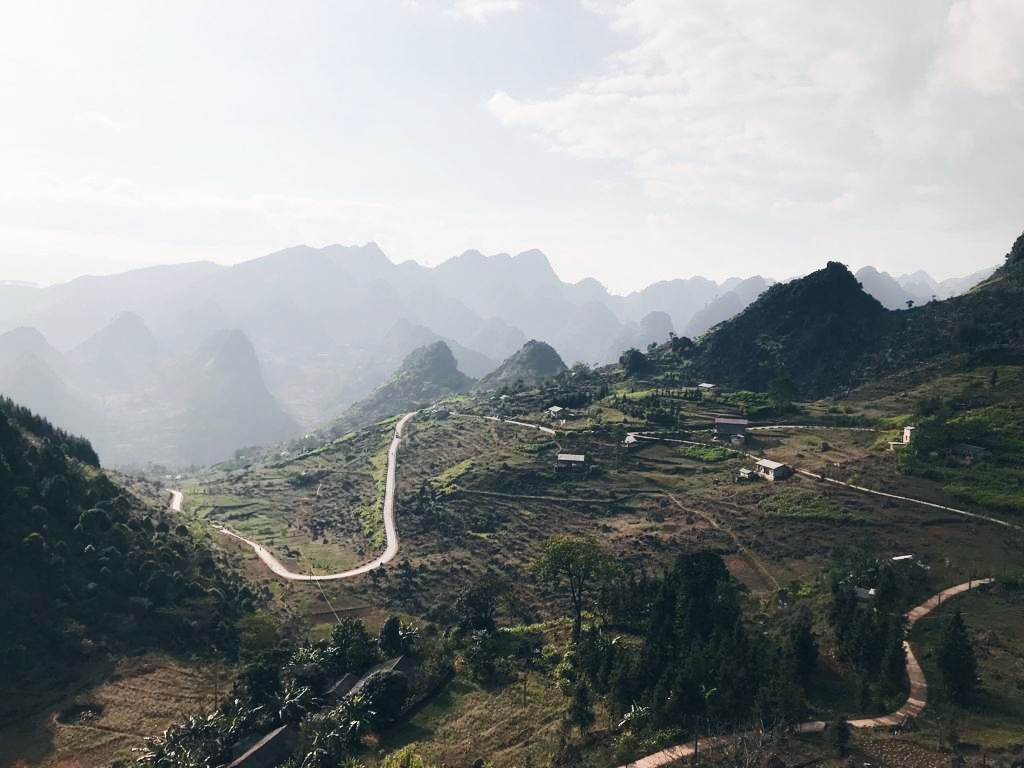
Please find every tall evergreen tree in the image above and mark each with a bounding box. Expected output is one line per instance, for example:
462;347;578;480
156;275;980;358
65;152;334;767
937;608;977;704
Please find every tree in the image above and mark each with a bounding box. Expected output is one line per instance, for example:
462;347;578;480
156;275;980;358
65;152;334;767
619;348;648;377
905;299;915;309
454;573;509;631
380;616;404;657
786;608;818;686
331;617;379;672
361;670;409;722
938;608;977;704
767;374;797;409
568;681;595;734
829;716;851;756
534;536;616;640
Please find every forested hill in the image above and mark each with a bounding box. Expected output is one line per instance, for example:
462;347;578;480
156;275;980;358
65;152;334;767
692;261;890;394
690;233;1024;398
0;397;250;690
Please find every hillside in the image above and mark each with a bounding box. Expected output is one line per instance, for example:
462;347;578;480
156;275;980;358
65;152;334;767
0;398;247;718
690;236;1024;397
476;339;568;391
335;341;474;431
693;261;890;395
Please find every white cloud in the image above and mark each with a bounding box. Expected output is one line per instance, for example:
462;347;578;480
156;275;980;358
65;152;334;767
489;0;1024;226
447;0;521;23
77;110;124;129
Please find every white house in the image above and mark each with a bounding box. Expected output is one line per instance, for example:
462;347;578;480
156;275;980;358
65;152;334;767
903;425;916;445
546;405;565;418
754;458;793;481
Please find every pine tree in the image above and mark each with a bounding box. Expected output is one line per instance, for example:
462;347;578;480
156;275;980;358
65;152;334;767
568;681;596;734
937;608;977;704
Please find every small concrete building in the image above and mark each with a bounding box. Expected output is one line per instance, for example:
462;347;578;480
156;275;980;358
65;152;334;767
698;382;716;395
903;425;916;445
556;453;587;471
754;458;793;481
715;417;748;440
623;433;639;448
546;405;565;418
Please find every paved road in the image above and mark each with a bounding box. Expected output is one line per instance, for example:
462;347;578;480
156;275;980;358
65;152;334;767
208;411;416;581
618;579;993;768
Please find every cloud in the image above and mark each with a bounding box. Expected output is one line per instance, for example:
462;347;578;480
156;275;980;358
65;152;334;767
489;0;1024;226
77;110;124;129
447;0;521;23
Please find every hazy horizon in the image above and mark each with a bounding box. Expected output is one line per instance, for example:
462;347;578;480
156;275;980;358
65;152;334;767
0;240;1007;293
3;1;1022;292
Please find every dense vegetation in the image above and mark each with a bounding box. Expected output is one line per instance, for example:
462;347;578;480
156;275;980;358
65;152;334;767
0;398;248;687
136;615;453;768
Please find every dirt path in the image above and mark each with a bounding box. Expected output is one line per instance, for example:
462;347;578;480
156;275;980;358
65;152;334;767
664;492;780;592
201;412;416;581
795;469;1023;532
482;415;557;435
618;578;993;768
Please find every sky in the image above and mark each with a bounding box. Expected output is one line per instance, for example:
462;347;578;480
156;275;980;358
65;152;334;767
1;0;1022;293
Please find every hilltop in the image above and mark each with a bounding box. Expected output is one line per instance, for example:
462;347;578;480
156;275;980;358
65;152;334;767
693;261;889;395
334;341;474;432
476;339;568;391
687;237;1024;398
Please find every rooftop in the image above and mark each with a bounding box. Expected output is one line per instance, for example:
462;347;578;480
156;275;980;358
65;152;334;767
557;453;586;462
756;458;787;470
715;417;749;426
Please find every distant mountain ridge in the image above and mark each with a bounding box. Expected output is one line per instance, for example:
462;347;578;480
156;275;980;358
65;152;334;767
0;243;998;466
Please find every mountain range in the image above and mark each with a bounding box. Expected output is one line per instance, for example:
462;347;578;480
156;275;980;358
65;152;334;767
0;244;998;466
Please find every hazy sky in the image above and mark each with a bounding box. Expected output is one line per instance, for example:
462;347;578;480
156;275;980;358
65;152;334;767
2;0;1022;292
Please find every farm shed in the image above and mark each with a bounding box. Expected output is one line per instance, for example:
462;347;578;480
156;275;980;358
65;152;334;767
754;458;793;481
556;453;587;471
715;417;748;441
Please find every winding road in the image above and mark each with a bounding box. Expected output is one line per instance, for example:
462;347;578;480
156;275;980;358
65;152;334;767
204;411;416;581
619;578;994;768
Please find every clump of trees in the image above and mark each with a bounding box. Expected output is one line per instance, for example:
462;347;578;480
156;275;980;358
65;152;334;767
531;540;819;743
829;567;908;712
136;614;452;768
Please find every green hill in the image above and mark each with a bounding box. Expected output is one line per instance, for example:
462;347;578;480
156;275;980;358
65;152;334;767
476;339;567;391
689;233;1024;398
335;341;474;431
0;397;249;701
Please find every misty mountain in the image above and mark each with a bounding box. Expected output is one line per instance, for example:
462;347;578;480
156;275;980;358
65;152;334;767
683;276;773;337
855;267;919;310
335;341;474;432
70;312;161;392
174;329;299;466
477;340;568;391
